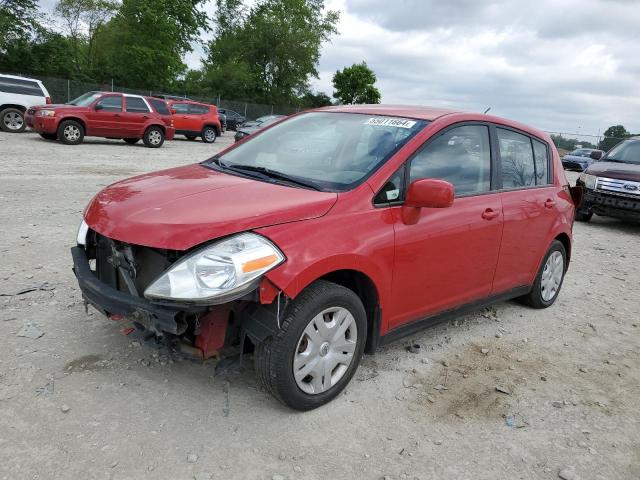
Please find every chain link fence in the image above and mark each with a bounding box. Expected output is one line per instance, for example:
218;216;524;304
31;75;301;120
544;131;629;154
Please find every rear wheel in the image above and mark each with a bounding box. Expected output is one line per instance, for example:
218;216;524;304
519;240;567;309
185;134;197;141
143;126;164;148
39;133;57;140
123;138;139;145
254;280;366;411
57;120;84;145
1;108;26;132
202;126;217;143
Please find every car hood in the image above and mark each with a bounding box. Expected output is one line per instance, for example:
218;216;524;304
84;164;338;250
29;104;87;111
586;161;640;181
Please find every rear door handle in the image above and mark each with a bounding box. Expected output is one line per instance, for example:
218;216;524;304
544;199;556;209
481;208;500;220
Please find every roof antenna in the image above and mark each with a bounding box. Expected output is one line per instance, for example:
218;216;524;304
483;107;491;114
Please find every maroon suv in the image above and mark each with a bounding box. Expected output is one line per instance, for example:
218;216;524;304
25;91;175;148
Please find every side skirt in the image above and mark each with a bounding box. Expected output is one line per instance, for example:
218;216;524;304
378;286;531;348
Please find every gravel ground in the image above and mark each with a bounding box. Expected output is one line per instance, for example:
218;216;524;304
1;130;639;480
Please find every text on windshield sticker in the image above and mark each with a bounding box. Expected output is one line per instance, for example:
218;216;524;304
365;117;417;129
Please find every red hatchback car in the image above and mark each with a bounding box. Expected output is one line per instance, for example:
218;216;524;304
72;105;576;410
166;100;222;143
26;91;175;147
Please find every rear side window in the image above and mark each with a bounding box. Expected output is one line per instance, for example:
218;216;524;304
172;103;190;114
497;129;536;188
95;96;122;112
149;98;170;115
410;124;491;196
532;139;551;185
189;104;210;115
0;76;44;96
125;97;150;113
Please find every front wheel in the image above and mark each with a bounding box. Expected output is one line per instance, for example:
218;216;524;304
143;126;164;148
254;280;366;411
57;120;84;145
202;126;217;143
519;240;567;309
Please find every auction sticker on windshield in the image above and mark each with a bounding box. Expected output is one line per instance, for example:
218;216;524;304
365;117;417;129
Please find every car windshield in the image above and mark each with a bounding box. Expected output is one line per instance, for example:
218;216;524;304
570;149;591;157
604;140;640;164
207;112;427;191
68;92;102;106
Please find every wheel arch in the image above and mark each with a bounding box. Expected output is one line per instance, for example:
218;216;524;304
554;232;571;268
0;103;28;112
59;116;87;131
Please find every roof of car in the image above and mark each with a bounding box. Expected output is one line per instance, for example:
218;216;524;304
316;104;461;121
0;73;43;82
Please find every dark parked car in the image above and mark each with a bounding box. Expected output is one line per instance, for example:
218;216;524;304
218;108;245;130
562;148;603;171
576;137;640;221
234;115;285;142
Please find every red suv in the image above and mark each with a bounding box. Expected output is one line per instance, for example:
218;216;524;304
25;91;175;147
71;105;576;410
166;100;222;143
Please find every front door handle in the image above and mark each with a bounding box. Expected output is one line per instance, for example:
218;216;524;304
481;208;500;220
544;199;556;209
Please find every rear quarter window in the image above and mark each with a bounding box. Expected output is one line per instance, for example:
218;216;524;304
0;77;44;97
532;139;551;185
149;98;170;115
189;104;210;115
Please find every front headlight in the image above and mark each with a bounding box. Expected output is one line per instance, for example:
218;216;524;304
77;219;89;246
39;110;56;117
579;173;597;189
144;233;285;303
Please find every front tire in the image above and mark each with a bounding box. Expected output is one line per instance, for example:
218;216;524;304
1;108;26;132
202;126;217;143
57;120;84;145
254;280;366;411
519;240;567;309
143;126;164;148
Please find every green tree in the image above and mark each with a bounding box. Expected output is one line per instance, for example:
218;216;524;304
598;125;629;151
203;0;339;104
0;0;40;53
332;62;381;104
299;90;332;108
93;0;209;89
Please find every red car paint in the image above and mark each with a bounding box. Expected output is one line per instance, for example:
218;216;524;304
81;105;574;347
25;92;175;141
166;100;222;141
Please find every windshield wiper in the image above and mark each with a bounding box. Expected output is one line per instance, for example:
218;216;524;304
224;164;321;191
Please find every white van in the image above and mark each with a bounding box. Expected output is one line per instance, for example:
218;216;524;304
0;74;51;133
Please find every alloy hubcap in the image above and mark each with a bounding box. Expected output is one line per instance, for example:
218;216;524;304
293;307;357;395
541;251;563;301
4;112;23;130
149;130;161;144
64;125;80;141
204;129;215;141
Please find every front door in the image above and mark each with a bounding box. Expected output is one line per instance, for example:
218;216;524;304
389;124;503;328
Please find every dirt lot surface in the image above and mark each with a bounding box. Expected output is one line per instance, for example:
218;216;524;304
1;131;639;480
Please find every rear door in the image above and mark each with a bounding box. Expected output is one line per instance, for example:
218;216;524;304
389;123;504;328
85;95;122;136
121;96;152;136
171;102;191;133
188;104;210;132
492;127;558;293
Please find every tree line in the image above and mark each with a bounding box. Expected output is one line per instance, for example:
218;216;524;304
0;0;381;107
550;125;638;153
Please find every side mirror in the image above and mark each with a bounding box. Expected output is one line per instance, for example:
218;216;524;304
590;150;603;160
94;104;104;111
405;178;455;208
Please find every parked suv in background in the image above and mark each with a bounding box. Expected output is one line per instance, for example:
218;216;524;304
72;105;576;410
25;91;175;147
576;137;640;221
0;74;51;133
217;108;245;130
166;100;221;143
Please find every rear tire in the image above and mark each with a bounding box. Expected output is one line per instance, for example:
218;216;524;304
57;120;84;145
1;108;26;132
143;126;164;148
575;211;593;222
39;133;57;140
254;280;366;411
123;138;139;144
518;240;567;309
202;126;217;143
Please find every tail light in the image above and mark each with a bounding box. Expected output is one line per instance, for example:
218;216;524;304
45;97;52;104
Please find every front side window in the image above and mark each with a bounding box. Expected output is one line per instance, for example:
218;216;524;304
409;124;491;196
95;96;122;112
374;165;406;205
498;128;536;188
209;112;427;191
125;97;150;113
532;139;551;185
